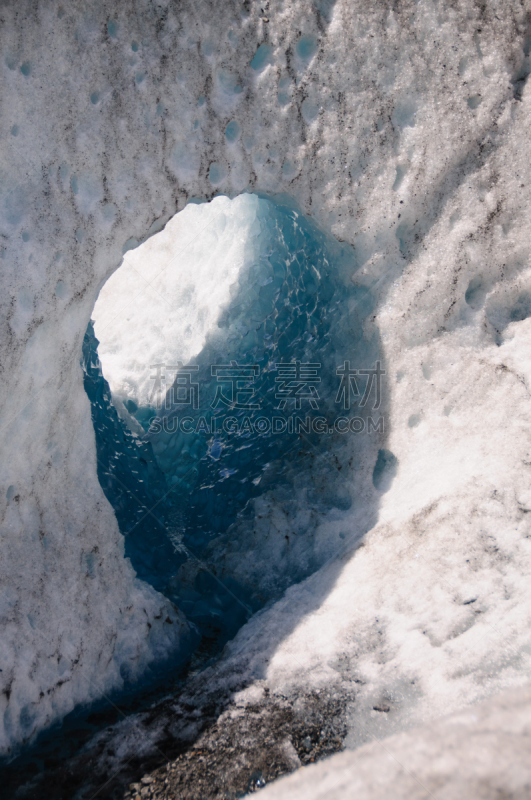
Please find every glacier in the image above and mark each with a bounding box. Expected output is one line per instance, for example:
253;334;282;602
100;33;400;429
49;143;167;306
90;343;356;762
1;0;531;797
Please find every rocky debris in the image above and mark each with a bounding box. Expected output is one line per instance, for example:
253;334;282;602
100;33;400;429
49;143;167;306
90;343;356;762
2;680;353;800
122;687;353;800
254;684;531;800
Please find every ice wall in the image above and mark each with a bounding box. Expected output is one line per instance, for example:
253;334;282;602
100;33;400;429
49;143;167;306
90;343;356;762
2;0;531;760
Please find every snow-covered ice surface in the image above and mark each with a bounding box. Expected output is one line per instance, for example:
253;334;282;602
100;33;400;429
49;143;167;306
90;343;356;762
2;0;531;794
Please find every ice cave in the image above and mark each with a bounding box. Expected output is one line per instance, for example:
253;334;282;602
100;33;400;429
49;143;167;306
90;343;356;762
85;192;383;659
2;1;531;799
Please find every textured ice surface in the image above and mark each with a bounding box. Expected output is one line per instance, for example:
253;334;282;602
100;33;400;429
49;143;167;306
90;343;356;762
2;0;531;776
89;192;380;648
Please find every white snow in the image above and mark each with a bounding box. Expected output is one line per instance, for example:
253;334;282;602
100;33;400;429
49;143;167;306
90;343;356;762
1;0;531;770
93;194;261;408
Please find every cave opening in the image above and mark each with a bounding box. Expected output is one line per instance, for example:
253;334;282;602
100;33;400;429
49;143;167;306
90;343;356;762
84;192;381;666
